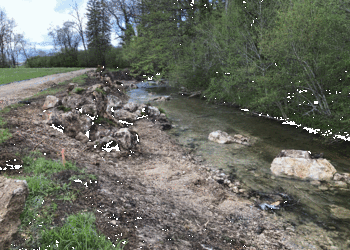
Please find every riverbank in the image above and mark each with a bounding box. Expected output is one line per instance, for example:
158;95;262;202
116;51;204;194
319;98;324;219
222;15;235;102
0;68;305;249
171;83;350;145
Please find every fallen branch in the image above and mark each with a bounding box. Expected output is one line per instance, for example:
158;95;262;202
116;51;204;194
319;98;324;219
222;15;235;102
32;138;45;151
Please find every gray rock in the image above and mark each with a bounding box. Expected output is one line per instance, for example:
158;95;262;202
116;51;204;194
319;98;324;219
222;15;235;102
0;176;29;250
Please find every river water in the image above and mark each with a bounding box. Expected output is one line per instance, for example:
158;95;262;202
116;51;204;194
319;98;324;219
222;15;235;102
127;81;350;249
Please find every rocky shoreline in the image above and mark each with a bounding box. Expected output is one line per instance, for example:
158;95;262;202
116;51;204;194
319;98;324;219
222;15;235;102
0;68;337;249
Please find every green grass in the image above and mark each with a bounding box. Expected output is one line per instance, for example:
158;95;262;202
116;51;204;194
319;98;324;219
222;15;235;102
94;116;117;126
0;67;86;86
5;150;127;250
74;87;85;94
70;73;89;86
158;107;165;114
0;113;12;143
95;87;107;95
0;103;23;146
57;105;72;112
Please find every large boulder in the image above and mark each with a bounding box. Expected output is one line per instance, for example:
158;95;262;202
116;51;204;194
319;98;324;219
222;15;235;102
113;127;138;150
89;127;139;152
208;130;251;146
123;102;138;113
112;109;138;122
106;94;124;113
147;106;161;117
91;136;120;151
61;110;93;138
80;103;98;116
87;123;112;142
42;108;93;138
42;95;60;110
67;83;78;93
0;176;29;250
271;150;337;181
62;94;94;109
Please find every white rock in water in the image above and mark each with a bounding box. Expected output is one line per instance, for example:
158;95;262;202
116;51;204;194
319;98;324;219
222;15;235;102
271;150;337;181
208;130;234;144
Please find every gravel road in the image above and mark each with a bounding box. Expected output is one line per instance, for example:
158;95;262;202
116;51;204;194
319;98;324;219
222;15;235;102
0;68;96;110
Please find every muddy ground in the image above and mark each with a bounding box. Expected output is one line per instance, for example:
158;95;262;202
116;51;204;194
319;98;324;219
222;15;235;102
0;70;299;249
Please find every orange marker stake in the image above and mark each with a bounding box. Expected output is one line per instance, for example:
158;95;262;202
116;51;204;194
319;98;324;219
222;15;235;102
61;148;66;167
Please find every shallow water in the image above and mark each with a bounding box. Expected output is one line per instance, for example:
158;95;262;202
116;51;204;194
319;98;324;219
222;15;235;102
127;81;350;249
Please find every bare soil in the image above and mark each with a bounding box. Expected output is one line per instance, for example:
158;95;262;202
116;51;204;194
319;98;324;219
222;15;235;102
0;70;298;249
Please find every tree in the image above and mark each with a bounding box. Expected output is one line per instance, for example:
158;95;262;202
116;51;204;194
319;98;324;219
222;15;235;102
48;21;81;55
18;37;42;65
5;32;23;67
85;0;112;66
258;0;350;118
69;1;88;52
102;0;139;46
0;8;16;67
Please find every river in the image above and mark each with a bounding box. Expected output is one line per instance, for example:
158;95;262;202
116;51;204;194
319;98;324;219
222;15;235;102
127;81;350;249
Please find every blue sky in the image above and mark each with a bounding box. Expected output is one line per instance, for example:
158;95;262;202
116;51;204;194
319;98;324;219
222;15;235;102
1;0;122;62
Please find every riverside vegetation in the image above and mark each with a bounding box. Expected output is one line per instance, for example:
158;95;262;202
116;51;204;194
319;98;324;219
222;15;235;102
121;0;350;147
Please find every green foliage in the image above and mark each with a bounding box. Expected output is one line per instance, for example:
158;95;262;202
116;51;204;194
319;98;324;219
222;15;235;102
86;0;112;66
40;212;127;250
94;116;117;126
72;74;89;85
0;128;11;144
57;105;72;112
90;46;130;69
158;107;166;114
95;87;106;95
74;87;85;94
22;46;130;69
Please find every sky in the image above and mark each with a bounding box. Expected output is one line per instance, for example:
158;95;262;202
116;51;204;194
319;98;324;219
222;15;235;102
1;0;123;62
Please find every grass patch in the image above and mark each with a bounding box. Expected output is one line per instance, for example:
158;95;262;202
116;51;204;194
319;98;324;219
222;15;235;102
57;105;72;112
95;87;107;95
0;127;11;144
6;150;127;249
0;103;26;144
0;67;85;86
94;116;117;126
158;107;166;114
71;73;89;85
39;212;127;250
74;87;85;94
0;103;25;115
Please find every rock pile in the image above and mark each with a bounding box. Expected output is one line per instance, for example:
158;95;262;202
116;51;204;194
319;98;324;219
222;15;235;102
39;69;172;157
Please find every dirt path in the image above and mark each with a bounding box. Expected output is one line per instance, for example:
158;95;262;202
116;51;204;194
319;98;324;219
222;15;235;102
0;68;96;110
0;70;303;249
